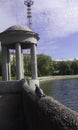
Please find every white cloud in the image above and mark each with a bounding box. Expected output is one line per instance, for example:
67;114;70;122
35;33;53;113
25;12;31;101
0;0;26;31
0;0;78;58
32;0;78;57
1;0;78;38
33;1;78;40
35;0;78;8
37;40;59;56
0;9;16;32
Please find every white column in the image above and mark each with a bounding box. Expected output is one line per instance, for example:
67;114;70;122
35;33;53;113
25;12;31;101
7;49;11;80
15;43;22;80
2;45;8;80
31;44;38;79
21;51;24;78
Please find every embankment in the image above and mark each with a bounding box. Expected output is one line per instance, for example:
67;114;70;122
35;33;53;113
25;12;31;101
38;75;78;82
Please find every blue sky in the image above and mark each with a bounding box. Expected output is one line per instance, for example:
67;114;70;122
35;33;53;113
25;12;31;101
0;0;78;60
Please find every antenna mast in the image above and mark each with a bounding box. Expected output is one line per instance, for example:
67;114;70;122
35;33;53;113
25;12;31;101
24;0;34;29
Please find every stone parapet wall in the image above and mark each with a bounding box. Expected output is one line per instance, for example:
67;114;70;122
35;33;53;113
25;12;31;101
0;80;27;130
0;80;22;94
0;80;78;130
22;79;78;130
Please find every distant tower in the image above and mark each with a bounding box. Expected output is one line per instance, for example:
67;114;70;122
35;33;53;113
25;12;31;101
24;0;34;29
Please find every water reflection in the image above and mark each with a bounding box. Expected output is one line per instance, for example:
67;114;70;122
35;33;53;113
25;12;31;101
40;78;78;112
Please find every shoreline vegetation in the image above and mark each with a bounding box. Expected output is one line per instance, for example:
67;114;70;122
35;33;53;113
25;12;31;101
38;75;78;82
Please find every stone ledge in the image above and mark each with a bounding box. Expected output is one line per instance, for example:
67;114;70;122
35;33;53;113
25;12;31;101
23;80;78;130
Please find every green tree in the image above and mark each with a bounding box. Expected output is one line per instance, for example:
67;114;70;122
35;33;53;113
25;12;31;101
24;55;31;76
52;61;60;75
37;54;53;76
0;51;2;76
58;61;71;75
71;59;78;74
11;56;16;76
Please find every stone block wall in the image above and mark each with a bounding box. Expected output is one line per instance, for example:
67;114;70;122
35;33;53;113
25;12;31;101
22;80;78;130
0;80;78;130
0;80;27;130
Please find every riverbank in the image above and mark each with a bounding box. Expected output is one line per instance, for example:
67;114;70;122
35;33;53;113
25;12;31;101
38;75;78;82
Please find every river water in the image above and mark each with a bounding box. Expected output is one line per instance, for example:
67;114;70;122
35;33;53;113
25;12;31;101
40;78;78;112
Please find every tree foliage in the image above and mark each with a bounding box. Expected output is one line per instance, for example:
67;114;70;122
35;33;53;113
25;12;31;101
11;56;16;76
23;55;31;76
58;61;71;75
37;54;53;76
71;59;78;74
0;50;78;77
0;51;2;75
